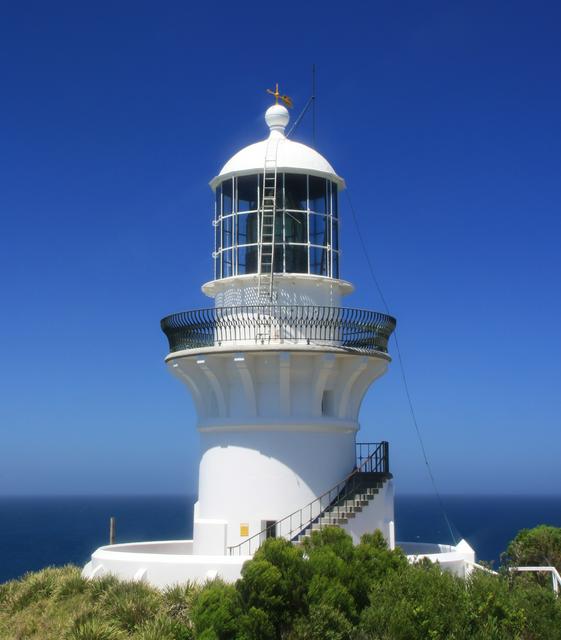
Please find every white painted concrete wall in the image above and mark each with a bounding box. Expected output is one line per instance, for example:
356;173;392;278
166;348;390;555
202;273;353;308
82;541;249;587
198;429;356;550
82;539;476;587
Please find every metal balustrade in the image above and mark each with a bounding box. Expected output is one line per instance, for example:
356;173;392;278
161;305;396;354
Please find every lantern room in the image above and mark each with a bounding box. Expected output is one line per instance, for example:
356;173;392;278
208;104;346;283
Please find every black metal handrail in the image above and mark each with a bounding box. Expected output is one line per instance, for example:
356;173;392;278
161;306;396;355
356;441;389;473
227;441;390;556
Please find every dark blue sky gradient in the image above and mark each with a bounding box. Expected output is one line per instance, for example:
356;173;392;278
1;1;560;495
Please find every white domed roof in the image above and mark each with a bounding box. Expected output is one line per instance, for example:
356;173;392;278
210;104;345;189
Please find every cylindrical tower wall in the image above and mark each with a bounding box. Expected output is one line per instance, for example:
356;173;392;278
197;429;356;549
168;349;390;554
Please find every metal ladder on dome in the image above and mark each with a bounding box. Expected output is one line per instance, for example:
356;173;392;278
257;140;280;303
256;136;281;340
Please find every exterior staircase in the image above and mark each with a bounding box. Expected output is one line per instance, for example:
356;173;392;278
294;474;388;544
227;442;391;556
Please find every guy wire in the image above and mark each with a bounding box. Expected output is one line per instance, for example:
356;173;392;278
344;189;458;545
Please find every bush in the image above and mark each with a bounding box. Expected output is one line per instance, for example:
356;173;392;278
359;560;468;640
160;582;199;628
3;526;561;640
290;603;353;640
66;616;125;640
191;579;243;639
238;537;310;635
97;580;161;633
132;614;192;640
503;524;561;588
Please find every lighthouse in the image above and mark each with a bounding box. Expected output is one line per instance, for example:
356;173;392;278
161;89;396;557
83;88;475;585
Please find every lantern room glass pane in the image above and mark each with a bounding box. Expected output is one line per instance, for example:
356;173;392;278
285;245;308;273
238;212;258;245
310;214;328;246
331;182;338;218
237;245;258;274
332;220;339;250
222;179;233;215
333;251;340;278
285;211;307;243
284;173;307;210
215;184;222;217
222;249;233;277
310;246;328;275
237;175;258;212
275;173;284;210
273;245;284;272
309;176;327;213
222;215;233;249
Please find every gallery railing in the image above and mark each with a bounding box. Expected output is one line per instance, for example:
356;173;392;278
161;306;396;354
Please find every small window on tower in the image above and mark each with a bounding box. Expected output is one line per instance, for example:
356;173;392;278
322;390;334;416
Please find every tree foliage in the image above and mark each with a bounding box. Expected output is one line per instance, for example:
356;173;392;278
504;524;561;570
2;527;561;640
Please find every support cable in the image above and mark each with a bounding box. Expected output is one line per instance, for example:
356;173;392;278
344;189;459;546
287;64;317;144
286;96;314;139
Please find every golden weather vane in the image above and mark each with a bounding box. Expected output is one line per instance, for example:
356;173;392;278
266;83;293;108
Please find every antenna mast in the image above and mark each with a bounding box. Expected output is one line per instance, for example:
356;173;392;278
312;64;316;147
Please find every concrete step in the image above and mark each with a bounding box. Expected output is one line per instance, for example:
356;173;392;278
325;509;355;520
334;502;364;512
318;517;348;525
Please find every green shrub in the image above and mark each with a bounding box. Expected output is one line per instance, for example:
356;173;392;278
97;580;160;633
132;614;192;640
54;566;89;601
237;606;277;640
191;579;243;639
290;603;353;640
503;524;561;589
359;561;468;640
87;574;120;602
160;582;199;627
66;616;125;640
241;537;310;633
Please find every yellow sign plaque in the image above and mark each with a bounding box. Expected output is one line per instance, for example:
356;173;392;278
240;523;249;537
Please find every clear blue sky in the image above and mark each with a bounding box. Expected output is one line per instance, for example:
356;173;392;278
1;1;560;496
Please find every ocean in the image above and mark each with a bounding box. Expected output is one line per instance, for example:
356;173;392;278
1;495;560;584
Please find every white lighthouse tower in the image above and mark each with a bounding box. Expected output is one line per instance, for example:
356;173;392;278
162;92;396;559
83;88;475;585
